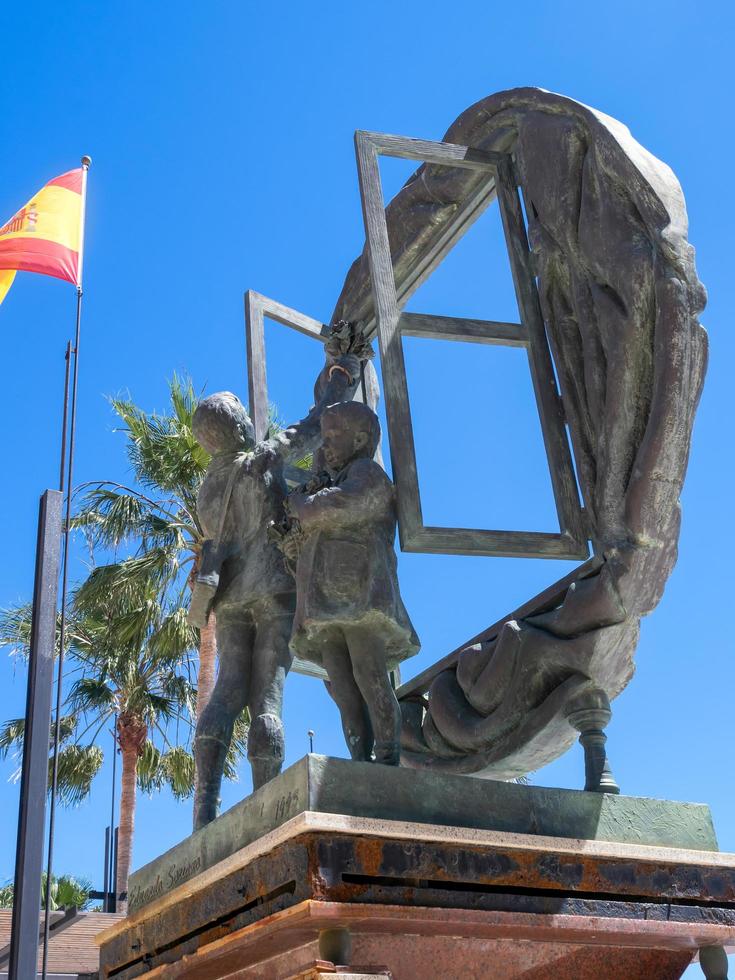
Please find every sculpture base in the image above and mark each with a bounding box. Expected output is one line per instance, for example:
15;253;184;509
99;897;732;978
124;754;720;913
97;758;735;979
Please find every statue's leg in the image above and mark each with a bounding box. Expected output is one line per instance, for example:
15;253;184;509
193;607;253;831
344;625;400;766
248;597;294;790
321;628;374;762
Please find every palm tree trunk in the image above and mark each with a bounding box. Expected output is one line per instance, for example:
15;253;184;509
196;613;217;716
116;714;146;912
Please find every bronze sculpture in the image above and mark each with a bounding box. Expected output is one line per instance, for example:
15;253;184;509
285;402;419;765
189;352;360;830
200;87;707;800
331;89;707;785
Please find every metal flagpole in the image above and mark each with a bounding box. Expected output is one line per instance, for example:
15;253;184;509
108;714;118;911
59;341;72;493
40;155;91;980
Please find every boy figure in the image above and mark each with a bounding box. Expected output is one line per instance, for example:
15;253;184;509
285;402;420;765
189;352;359;830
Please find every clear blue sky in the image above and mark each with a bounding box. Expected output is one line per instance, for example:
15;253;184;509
0;3;732;974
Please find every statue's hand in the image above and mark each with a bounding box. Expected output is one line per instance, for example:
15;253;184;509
295;471;332;496
250;442;275;473
268;516;303;572
328;352;360;383
285;492;302;517
267;517;289;542
325;320;374;364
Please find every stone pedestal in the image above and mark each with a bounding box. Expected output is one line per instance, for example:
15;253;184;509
97;756;735;978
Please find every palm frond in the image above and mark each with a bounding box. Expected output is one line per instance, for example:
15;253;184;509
73;548;180;622
73;564;144;621
140;512;192;551
0;717;25;758
67;678;115;716
137;741;194;799
72;487;150;548
54;744;104;805
57;714;78;745
159;672;196;715
125;547;182;590
136;740;163;794
53;874;93;910
108;598;162;651
0;713;78;762
41;872;59;910
109;376;209;501
0;874;93;911
138;691;177;724
169;373;202;429
148;607;197;662
161;745;195;800
0;603;34;660
0;602;99;666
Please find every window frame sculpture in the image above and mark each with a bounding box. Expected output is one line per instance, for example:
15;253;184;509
245;88;707;790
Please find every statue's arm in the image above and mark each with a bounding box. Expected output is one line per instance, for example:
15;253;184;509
288;461;386;529
196;457;252;562
270;354;360;463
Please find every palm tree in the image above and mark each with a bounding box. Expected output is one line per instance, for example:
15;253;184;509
0;575;203;910
47;873;94;910
1;376;271;894
72;374;217;715
74;376;302;716
0;873;94;910
0;585;248;908
73;377;298;820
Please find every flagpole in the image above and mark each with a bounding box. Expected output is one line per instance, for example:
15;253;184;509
59;341;72;492
41;156;91;980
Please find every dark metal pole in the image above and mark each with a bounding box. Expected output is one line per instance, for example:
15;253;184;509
107;716;117;911
8;490;63;980
112;828;119;912
58;341;72;493
42;154;91;979
42;284;83;977
102;828;110;914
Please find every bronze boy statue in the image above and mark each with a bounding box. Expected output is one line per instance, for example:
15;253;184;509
189;352;360;830
285;401;420;765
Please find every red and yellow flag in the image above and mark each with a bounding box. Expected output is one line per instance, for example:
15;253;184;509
0;168;85;306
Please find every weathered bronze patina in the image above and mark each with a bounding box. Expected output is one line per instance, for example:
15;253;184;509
285;404;419;766
331;88;707;785
189;351;362;829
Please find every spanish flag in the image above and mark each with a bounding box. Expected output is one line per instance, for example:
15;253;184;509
0;168;85;306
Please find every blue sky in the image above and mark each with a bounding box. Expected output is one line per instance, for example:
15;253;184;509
0;3;732;974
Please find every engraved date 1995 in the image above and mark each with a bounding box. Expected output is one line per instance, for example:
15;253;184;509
257;790;299;822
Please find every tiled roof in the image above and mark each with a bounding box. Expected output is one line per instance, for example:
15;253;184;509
0;909;125;976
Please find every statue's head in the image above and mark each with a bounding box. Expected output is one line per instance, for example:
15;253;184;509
320;401;380;471
192;392;255;455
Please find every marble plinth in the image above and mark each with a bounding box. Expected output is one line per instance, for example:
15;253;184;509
125;755;717;915
96;767;735;979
